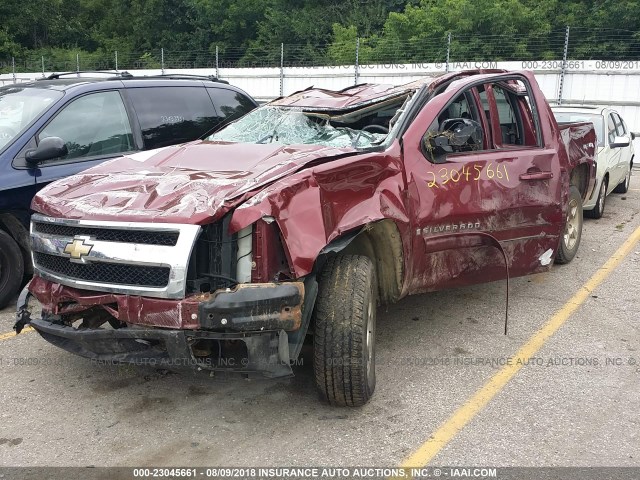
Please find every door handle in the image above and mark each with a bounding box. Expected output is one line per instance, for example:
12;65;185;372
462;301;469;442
520;169;553;181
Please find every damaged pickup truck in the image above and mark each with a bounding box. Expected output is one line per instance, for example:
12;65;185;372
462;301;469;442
15;70;596;406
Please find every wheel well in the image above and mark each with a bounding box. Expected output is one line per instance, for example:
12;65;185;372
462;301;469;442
325;220;403;305
570;163;589;199
0;213;32;275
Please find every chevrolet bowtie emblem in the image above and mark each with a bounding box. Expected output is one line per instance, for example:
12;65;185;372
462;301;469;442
64;237;93;259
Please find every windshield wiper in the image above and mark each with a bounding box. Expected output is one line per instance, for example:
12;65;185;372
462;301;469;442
257;132;274;144
257;127;281;144
351;130;376;148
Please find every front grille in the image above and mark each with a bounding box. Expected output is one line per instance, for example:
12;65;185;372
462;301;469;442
34;252;170;288
33;223;179;246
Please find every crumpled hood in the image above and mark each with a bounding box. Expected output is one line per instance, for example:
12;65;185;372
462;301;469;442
32;141;356;224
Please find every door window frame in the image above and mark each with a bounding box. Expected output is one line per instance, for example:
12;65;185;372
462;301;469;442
420;75;543;164
12;89;136;169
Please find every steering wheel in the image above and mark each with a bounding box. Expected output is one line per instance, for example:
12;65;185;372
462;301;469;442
362;124;389;134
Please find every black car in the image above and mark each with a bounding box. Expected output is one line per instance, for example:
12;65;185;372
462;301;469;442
0;72;258;308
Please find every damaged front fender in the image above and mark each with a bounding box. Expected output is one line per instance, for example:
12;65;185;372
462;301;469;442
230;141;412;279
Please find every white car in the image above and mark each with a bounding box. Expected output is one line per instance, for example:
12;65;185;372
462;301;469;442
552;105;635;218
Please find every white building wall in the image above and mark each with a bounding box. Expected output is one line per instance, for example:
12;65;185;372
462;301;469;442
2;61;640;135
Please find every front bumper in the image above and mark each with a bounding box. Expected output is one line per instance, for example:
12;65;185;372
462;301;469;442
29;318;293;377
15;279;307;378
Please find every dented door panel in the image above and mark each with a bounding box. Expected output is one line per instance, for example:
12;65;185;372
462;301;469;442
401;72;565;293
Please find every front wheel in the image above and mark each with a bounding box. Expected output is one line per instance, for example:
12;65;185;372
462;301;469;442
556;185;583;265
313;254;377;407
0;230;24;309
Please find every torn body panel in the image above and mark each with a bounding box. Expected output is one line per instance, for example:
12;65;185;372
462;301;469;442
22;276;304;376
30;316;293;378
270;79;436;111
230;142;411;279
28;275;304;332
31;142;360;224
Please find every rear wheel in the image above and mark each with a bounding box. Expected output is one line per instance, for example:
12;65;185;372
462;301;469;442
613;162;632;193
0;230;24;309
313;255;377;407
556;185;583;265
585;177;607;219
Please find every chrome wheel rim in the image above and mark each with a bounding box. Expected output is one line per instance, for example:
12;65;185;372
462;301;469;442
365;295;375;381
564;198;580;250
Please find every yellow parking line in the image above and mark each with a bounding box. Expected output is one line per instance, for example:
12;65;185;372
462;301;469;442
400;224;640;468
0;326;34;341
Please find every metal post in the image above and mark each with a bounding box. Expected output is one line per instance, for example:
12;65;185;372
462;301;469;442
215;46;219;79
41;56;45;78
280;43;284;97
12;57;16;83
558;26;570;105
161;48;165;75
445;32;451;72
76;53;80;76
355;37;360;85
115;51;118;72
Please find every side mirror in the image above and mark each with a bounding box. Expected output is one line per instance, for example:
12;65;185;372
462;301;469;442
423;118;483;157
610;136;630;148
631;132;640;140
25;136;68;165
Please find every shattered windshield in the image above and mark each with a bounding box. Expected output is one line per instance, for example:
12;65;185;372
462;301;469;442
0;86;63;150
209;106;387;149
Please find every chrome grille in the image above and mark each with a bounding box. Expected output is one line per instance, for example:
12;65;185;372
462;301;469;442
34;252;170;288
30;214;201;299
33;222;179;246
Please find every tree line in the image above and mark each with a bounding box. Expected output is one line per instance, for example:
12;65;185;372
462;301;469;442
1;0;639;69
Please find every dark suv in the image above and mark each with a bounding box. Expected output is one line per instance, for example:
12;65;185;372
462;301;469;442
0;72;258;308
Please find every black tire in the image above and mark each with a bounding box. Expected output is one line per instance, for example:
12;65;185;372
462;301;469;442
313;254;377;407
556;185;583;265
585;177;607;219
0;229;24;309
613;163;632;193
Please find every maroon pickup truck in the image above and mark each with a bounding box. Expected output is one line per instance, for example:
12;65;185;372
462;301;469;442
15;70;595;406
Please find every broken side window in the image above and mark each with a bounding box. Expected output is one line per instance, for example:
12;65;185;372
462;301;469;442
423;91;485;163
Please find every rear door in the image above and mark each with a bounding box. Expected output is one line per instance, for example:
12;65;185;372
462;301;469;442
126;86;219;149
604;112;623;188
611;111;632;186
401;73;563;293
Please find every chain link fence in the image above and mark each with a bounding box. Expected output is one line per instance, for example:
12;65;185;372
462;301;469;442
1;27;640;76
